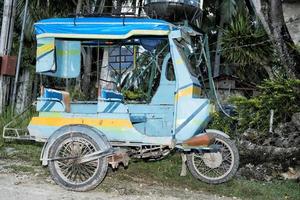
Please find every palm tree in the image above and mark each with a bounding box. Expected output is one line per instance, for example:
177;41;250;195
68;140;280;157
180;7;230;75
16;0;76;41
221;14;274;80
212;0;237;77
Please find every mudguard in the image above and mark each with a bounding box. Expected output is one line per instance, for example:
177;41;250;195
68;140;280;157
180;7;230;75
40;124;111;166
205;129;230;139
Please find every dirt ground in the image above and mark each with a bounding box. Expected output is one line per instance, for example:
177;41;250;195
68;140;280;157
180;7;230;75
0;159;237;200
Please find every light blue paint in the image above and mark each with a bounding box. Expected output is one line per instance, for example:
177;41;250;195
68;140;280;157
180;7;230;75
151;53;176;105
37;99;65;112
97;101;128;113
51;40;81;78
168;29;211;141
71;103;98;114
36;37;55;73
127;104;174;137
37;40;81;78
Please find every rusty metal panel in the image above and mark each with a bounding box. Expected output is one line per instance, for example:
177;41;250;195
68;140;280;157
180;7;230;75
0;55;17;76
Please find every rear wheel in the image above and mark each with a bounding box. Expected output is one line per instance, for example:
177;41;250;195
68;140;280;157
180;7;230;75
48;132;108;191
186;133;239;184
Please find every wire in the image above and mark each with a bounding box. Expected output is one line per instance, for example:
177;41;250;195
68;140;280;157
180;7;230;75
202;35;236;119
210;38;272;53
209;32;291;48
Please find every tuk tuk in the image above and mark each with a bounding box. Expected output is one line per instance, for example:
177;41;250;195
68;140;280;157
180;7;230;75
4;17;239;191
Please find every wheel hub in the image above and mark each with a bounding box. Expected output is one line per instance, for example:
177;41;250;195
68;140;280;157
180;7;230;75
202;152;223;169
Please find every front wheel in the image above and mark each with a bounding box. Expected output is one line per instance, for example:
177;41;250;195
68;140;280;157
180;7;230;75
186;133;239;184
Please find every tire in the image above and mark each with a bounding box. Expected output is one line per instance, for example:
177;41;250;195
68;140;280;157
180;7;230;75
48;132;108;191
186;133;239;184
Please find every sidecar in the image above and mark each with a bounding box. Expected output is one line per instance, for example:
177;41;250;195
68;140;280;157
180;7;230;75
4;17;239;191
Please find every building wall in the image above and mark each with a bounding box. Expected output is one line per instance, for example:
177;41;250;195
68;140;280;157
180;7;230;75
216;89;245;103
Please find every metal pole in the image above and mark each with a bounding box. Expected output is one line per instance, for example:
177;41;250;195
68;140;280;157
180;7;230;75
269;109;274;133
11;0;29;112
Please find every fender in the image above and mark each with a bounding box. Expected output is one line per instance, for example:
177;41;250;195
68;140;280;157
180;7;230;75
205;129;230;139
40;124;111;166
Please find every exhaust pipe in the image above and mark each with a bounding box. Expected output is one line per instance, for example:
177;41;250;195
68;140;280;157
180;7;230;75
183;133;215;147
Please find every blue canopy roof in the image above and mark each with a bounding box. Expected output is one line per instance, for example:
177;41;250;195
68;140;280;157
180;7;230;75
35;17;174;39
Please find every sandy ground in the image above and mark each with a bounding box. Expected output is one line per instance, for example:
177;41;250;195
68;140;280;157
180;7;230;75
0;159;236;200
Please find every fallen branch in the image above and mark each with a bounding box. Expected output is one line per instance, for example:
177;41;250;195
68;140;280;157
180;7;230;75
238;140;300;164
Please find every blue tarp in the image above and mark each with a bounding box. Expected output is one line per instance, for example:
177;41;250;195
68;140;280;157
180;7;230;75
35;17;173;39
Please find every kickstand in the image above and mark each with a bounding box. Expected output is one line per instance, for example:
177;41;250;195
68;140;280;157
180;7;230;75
180;153;187;177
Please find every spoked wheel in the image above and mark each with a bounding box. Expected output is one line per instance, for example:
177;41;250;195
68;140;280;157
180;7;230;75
186;133;239;184
48;132;108;191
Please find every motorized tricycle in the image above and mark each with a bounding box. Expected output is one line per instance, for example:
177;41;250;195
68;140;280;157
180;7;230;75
3;17;239;191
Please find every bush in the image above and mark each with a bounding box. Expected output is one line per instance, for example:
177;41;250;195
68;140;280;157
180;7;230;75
230;78;300;133
123;89;147;101
208;112;237;137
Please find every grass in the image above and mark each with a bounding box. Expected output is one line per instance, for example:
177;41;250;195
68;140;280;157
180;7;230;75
4;164;35;173
106;155;300;200
0;140;43;166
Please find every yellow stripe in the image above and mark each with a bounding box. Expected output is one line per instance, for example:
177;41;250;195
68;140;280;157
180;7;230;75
36;30;170;39
37;43;55;57
30;117;133;128
193;86;202;97
56;49;80;56
175;58;183;65
39;112;62;117
175;85;202;101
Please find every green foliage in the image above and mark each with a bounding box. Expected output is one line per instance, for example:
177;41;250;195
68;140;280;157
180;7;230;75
16;0;76;41
0;108;14;151
0;107;14;133
208;112;236;136
0;108;41;165
222;14;273;67
231;78;300;132
123;89;147;101
69;87;88;101
294;44;300;54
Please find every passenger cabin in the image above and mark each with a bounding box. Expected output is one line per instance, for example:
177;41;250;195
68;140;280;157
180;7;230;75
28;17;211;145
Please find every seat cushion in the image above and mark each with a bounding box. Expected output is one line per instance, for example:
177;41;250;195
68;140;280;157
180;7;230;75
42;88;70;112
44;88;63;100
100;89;123;101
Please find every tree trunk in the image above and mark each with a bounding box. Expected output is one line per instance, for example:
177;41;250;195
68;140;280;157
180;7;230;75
103;0;113;14
137;0;143;16
113;0;124;15
96;0;106;14
250;0;300;78
81;47;92;98
0;0;16;55
213;17;224;77
263;65;274;79
132;0;137;14
0;0;16;113
15;70;31;113
100;48;116;90
76;0;83;14
239;140;300;164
